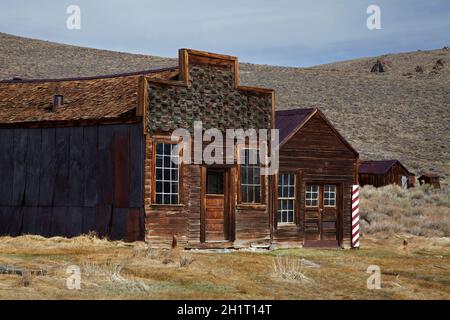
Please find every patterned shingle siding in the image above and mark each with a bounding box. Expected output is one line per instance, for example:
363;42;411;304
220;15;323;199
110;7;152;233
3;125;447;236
147;63;272;133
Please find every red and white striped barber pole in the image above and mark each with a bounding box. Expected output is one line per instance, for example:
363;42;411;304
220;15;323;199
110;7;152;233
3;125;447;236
351;185;360;248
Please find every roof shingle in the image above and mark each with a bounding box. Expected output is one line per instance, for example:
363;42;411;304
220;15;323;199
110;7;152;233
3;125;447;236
0;67;178;124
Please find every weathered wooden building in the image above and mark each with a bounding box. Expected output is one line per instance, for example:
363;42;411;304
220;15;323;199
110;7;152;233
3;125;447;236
0;49;275;248
273;108;359;248
359;160;414;189
0;49;362;248
418;173;440;189
0;68;178;241
144;49;274;248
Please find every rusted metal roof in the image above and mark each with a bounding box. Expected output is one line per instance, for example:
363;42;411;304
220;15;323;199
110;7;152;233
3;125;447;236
275;108;315;145
359;160;408;175
0;67;178;124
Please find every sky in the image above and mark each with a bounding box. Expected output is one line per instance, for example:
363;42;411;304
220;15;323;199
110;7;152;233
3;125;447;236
0;0;449;67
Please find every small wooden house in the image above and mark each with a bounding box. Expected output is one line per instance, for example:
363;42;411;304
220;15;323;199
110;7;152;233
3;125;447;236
418;173;440;188
274;108;359;248
0;49;275;248
359;160;414;189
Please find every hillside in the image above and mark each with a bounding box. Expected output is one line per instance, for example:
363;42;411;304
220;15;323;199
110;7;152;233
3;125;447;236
1;32;449;180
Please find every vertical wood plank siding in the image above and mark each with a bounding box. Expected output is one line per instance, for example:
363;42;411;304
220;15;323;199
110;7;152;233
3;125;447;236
275;113;358;247
0;123;144;241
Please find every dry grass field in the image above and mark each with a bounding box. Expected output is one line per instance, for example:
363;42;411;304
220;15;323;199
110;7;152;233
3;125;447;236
0;232;448;300
360;184;450;237
0;33;449;300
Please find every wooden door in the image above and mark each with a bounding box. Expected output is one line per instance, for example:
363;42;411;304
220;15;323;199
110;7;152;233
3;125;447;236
203;169;230;242
304;184;339;246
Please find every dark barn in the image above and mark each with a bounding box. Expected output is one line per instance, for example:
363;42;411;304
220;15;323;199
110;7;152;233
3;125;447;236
273;108;359;248
359;160;414;189
0;68;177;241
418;173;440;189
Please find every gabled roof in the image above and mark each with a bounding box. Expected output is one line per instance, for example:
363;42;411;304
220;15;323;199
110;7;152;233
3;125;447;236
275;107;358;156
419;172;440;179
359;160;412;175
0;67;178;125
275;108;315;145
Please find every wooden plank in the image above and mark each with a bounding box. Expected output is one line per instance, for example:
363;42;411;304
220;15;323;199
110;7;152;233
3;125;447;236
69;127;84;206
95;204;112;238
127;208;143;242
82;207;96;235
113;125;130;208
67;207;83;237
39;128;56;206
0;129;14;206
37;207;52;237
129;124;143;208
11;129;28;206
83;126;98;207
110;208;128;240
22;207;38;235
24;129;42;206
0;207;22;236
50;207;67;237
54;128;70;206
98;126;115;205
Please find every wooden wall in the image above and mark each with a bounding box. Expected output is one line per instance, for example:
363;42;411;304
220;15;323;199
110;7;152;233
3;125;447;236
144;135;271;248
144;51;273;248
359;163;413;188
275;113;358;247
0;123;144;241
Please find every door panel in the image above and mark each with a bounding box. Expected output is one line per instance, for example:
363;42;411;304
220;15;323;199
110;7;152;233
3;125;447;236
304;183;339;244
304;184;321;240
203;169;230;242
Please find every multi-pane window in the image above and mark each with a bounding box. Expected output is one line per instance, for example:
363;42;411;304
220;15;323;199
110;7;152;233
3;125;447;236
305;185;319;207
323;184;336;207
277;173;295;224
154;143;179;205
206;170;224;195
240;148;261;203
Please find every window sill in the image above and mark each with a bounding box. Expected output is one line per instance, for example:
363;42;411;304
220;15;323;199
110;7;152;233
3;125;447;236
277;223;298;228
237;204;267;210
149;204;185;211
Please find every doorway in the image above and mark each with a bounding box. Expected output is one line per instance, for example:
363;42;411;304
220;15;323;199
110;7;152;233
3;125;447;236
201;168;231;242
304;183;341;247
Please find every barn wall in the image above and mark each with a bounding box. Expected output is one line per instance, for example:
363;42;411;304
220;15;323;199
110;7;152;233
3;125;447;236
359;173;386;187
0;123;145;241
359;163;414;188
275;113;357;247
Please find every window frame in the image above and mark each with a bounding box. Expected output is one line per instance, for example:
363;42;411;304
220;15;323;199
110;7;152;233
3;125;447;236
237;146;265;205
151;138;182;206
305;184;320;207
277;173;296;225
323;184;337;207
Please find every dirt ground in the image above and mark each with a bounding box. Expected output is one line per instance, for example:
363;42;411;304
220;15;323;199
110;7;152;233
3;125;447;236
0;234;448;300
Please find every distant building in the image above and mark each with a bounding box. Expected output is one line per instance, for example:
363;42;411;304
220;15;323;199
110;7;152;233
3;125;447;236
418;173;441;189
359;160;414;189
